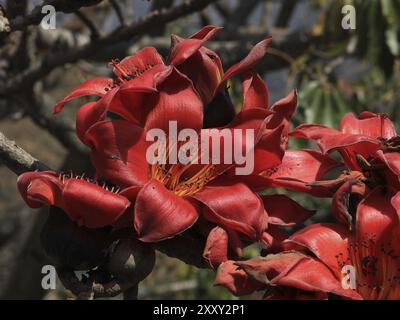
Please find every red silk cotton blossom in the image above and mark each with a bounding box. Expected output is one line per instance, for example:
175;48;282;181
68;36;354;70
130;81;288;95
17;26;312;271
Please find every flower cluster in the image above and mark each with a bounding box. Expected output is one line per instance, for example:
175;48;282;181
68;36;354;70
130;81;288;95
216;112;400;300
17;26;400;300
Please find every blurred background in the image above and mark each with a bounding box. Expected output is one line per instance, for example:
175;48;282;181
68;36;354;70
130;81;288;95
0;0;399;299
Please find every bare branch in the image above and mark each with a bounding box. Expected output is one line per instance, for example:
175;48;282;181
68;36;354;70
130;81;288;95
109;0;125;26
0;0;219;96
0;131;50;175
213;1;231;19
74;10;100;40
275;0;299;28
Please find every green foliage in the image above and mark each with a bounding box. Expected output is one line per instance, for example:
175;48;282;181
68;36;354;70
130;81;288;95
323;0;400;77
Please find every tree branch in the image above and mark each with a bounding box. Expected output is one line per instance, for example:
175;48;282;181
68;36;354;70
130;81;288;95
0;131;49;175
0;0;219;96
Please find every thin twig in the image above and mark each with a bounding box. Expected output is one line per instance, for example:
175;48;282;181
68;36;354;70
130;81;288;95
74;10;100;40
109;0;125;26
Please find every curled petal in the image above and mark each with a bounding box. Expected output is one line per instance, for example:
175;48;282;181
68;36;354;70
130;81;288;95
291;124;380;156
377;151;400;178
332;180;367;228
252;125;285;174
267;90;297;148
271;149;340;182
203;226;229;269
193;178;267;240
84;120;149;187
17;171;130;228
168;26;223;66
261;227;288;254
53;77;112;114
357;187;398;243
120;67;204;132
113;47;165;78
267;149;341;196
242;70;269;110
283;223;350;275
134;179;199;242
61;179;130;228
215;260;264;296
263;195;316;227
237;252;361;300
17;171;61;207
218;37;272;91
340;112;397;140
271;254;361;300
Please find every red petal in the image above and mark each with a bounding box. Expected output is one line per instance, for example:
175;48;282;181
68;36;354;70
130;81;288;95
252;125;285;174
17;171;131;228
340;112;397;140
215;260;264;296
271;149;340;182
62;179;130;228
76;98;110;144
267;149;340;196
17;171;61;208
291;124;380;155
357;187;398;242
377;151;400;178
120;67;203;132
242;70;269;110
53;77;112;114
114;47;165;78
134;179;199;242
332;180;368;227
236;252;304;284
176;47;223;104
168;26;223;66
218;37;272;91
262;227;289;254
84;120;149;187
237;252;361;299
266;90;297;149
263;194;315;227
193;178;267;239
283;223;350;275
272;255;361;300
203;226;229;269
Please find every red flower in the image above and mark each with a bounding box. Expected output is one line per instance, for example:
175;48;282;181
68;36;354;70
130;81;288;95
76;75;311;267
78;112;271;245
17;25;311;271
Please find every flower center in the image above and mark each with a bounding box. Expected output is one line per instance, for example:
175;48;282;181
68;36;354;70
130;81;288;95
148;142;218;197
336;234;400;300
